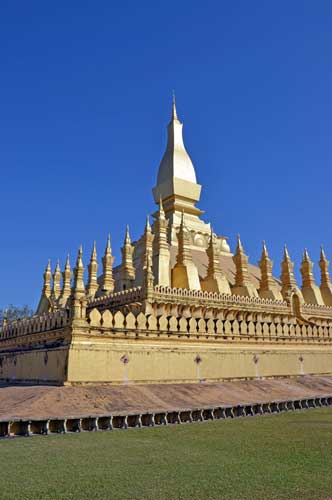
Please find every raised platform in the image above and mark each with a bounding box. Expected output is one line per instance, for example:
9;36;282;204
1;375;332;420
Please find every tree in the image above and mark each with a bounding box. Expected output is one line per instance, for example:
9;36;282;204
0;304;34;326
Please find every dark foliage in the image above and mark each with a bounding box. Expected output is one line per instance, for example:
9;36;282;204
0;304;33;325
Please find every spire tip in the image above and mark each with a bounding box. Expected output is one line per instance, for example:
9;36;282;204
236;234;244;252
65;254;71;268
262;240;268;258
124;224;131;244
144;215;151;234
171;91;178;120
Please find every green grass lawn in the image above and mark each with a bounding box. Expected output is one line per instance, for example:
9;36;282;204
1;408;332;500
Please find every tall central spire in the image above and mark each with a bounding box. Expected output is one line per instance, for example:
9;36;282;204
153;97;202;214
152;97;211;245
151;97;230;254
156;97;197;186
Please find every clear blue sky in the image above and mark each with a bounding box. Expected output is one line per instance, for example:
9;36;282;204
1;0;332;308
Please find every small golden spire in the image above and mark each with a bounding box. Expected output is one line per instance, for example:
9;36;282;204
73;245;85;297
124;225;131;245
233;236;250;287
87;241;99;299
159;196;165;219
118;225;135;289
319;245;330;287
232;236;258;297
171;210;200;290
52;260;62;300
280;245;297;299
143;245;154;295
65;254;70;270
71;246;87;321
140;215;154;285
303;248;310;263
152;196;170;287
208;231;222;274
201;228;231;294
319;245;332;305
36;259;53;314
261;240;268;259
259;241;273;290
101;234;114;294
320;245;327;261
43;259;52;298
301;248;324;305
106;234;111;254
236;234;244;253
283;244;291;261
60;254;72;305
206;228;217;276
91;240;97;260
145;215;151;234
176;211;191;266
300;248;314;287
258;241;283;300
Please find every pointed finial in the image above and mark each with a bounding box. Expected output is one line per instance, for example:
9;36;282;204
87;241;98;299
172;91;178;121
76;245;84;269
101;233;114;293
105;234;111;254
91;241;97;260
283;244;290;260
303;248;310;262
159;196;165;216
40;258;52;301
237;234;244;253
318;244;332;294
65;254;70;269
52;259;62;299
124;224;131;244
145;215;151;232
258;240;278;297
72;245;85;300
262;240;268;259
320;245;327;261
207;228;215;253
